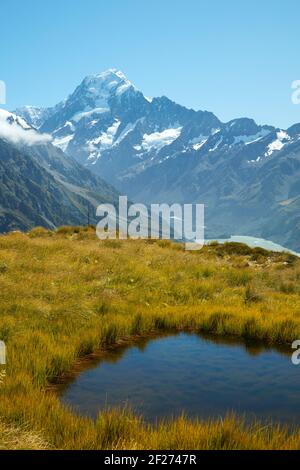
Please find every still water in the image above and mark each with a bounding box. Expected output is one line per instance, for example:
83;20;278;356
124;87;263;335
206;235;300;257
60;333;300;425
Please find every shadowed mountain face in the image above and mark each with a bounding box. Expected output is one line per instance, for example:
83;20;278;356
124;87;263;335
14;69;300;250
0;110;119;232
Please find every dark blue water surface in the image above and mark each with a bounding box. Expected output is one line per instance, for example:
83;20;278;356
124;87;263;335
60;333;300;425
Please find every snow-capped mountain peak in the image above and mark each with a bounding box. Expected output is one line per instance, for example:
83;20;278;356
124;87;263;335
78;69;136;101
0;108;51;146
0;109;31;130
13;105;54;129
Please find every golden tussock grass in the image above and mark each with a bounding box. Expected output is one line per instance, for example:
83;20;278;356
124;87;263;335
0;227;300;449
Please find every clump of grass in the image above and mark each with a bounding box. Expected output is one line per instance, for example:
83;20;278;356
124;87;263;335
202;312;235;335
216;242;254;257
0;262;8;274
207;240;219;247
95;302;110;316
244;285;263;304
227;270;252;287
95;406;142;449
274;319;297;344
242;317;263;340
278;282;296;294
103;239;122;249
153;316;170;330
28;227;52;238
195;267;214;279
191;284;212;300
56;225;82;235
56;225;94;236
131;313;145;335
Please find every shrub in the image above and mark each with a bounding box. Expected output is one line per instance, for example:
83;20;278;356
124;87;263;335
28;227;52;238
0;262;8;274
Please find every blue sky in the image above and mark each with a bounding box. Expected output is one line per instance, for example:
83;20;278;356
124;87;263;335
1;0;300;128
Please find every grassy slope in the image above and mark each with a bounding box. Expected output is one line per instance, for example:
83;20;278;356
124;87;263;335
0;226;300;449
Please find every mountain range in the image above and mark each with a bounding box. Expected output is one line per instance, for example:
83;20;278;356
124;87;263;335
0;109;119;232
4;68;300;250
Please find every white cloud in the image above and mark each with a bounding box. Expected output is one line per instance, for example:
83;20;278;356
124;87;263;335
0;109;52;146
